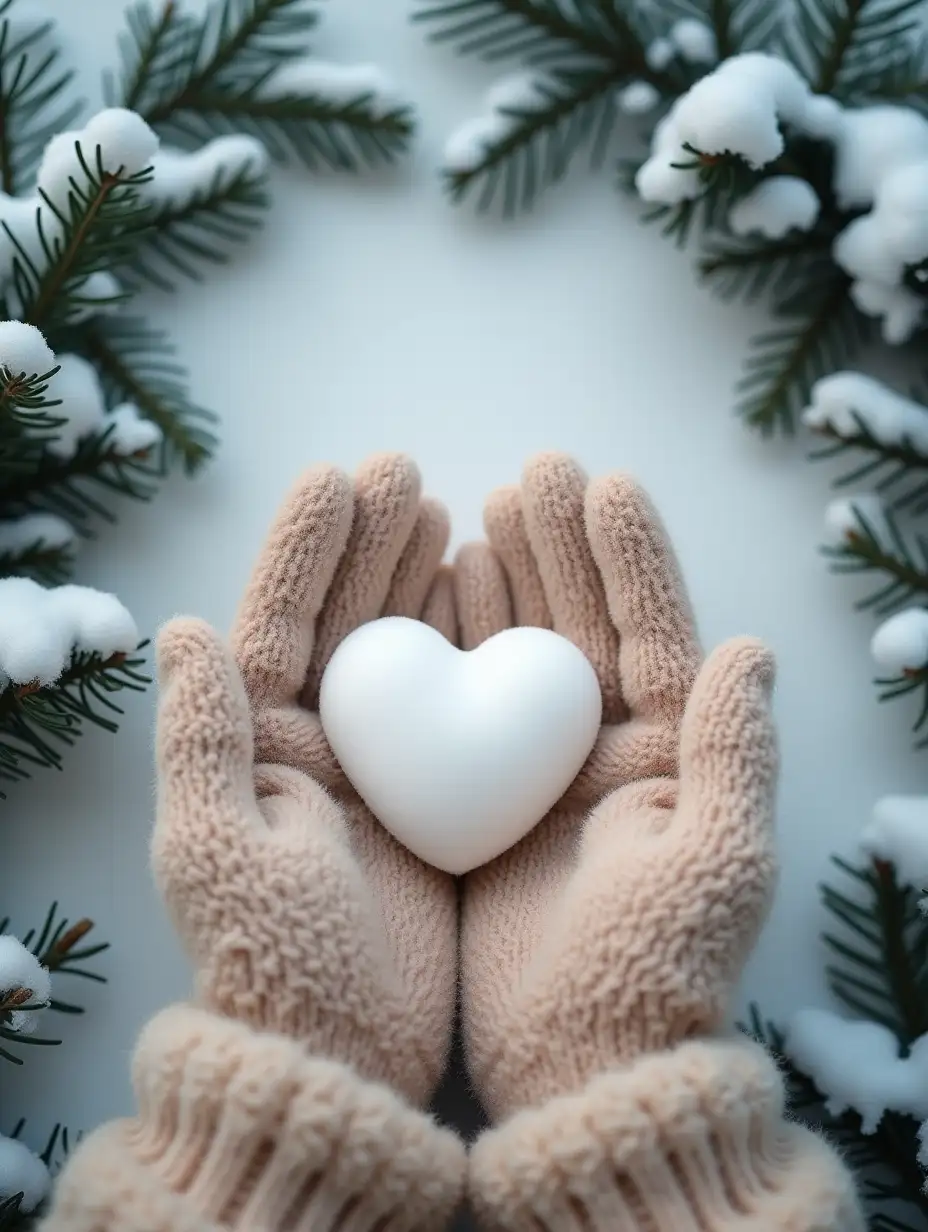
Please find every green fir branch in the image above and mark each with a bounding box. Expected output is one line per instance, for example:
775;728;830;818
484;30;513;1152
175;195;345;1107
856;33;928;113
0;363;62;436
81;318;217;476
783;0;924;95
699;235;834;303
0;430;161;526
744;1005;928;1227
124;162;269;292
809;416;928;515
0;0;83;197
824;506;928;615
0;538;74;585
6;148;153;333
737;275;868;434
877;664;928;745
653;0;784;56
446;65;619;211
0;645;149;790
821;856;928;1039
413;0;651;66
114;0;413;170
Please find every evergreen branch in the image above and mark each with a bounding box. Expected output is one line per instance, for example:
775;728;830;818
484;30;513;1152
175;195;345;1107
113;0;316;119
736;275;868;434
413;0;647;67
823;505;928;614
784;0;924;95
744;1005;928;1224
115;0;412;169
155;92;414;171
81;318;217;476
810;421;928;515
820;852;928;1036
699;234;834;303
445;66;619;212
124;162;269;292
654;0;784;55
877;665;928;744
856;34;928;113
0;365;62;435
0;431;161;526
7;150;153;333
0;1;83;197
0;646;149;789
0;539;74;585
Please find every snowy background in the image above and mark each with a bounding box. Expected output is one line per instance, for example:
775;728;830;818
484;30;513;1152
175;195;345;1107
1;0;924;1139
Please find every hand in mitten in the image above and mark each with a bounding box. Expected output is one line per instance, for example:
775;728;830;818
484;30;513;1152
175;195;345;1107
44;456;464;1232
455;454;864;1231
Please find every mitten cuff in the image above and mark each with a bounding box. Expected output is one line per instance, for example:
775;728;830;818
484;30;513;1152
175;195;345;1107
45;1004;465;1232
469;1037;864;1232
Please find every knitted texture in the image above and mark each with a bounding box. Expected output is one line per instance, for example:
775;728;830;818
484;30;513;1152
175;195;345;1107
45;1005;465;1232
154;455;458;1107
469;1038;864;1232
457;453;866;1229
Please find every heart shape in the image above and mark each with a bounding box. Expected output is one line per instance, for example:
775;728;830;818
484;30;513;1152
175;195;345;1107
319;617;602;873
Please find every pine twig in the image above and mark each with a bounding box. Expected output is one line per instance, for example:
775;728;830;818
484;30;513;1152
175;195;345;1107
0;0;82;197
123;162;269;291
0;646;150;791
824;507;928;614
737;275;868;434
699;233;834;303
7;150;152;333
81;318;217;476
446;65;620;212
114;0;413;170
810;418;928;515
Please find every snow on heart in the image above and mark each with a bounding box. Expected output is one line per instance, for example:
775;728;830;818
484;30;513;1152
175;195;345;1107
319;617;602;874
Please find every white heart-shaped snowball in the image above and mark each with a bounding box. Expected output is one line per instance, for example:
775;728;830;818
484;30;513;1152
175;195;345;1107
319;617;602;874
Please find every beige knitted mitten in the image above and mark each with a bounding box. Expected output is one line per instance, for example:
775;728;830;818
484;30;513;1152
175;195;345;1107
44;455;465;1232
456;454;864;1232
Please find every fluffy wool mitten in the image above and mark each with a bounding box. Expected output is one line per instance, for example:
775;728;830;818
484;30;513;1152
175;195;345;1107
455;454;865;1232
42;456;465;1232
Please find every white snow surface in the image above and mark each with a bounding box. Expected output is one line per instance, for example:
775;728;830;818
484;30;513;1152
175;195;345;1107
645;37;675;71
0;513;76;556
0;1136;50;1212
786;1008;928;1132
634;57;928;342
0;108;159;304
37;108;158;199
34;355;160;459
146;136;269;206
833;155;928;343
861;795;928;890
43;354;107;458
264;59;399;116
635;54;841;204
0;933;50;1035
618;81;661;116
444;73;549;173
871;608;928;675
728;176;819;238
106;402;163;455
0;321;54;376
822;493;886;549
803;372;928;455
670;18;718;64
0;577;138;686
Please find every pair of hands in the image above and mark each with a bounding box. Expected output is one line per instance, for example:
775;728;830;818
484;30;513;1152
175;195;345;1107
153;451;779;1126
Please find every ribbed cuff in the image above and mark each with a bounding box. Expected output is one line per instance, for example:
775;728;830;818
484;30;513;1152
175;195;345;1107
469;1038;865;1232
45;1004;465;1232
